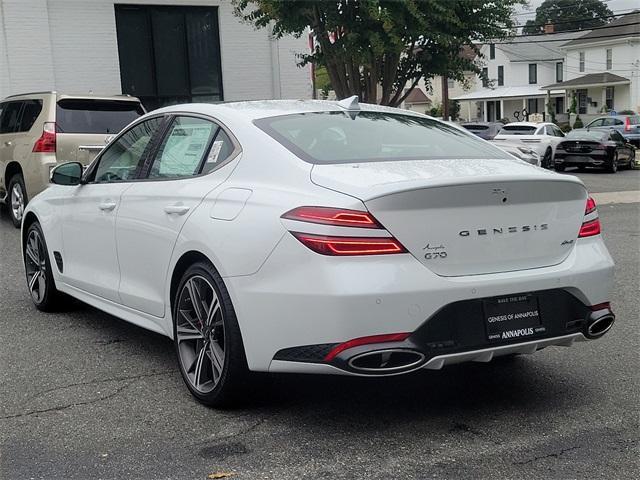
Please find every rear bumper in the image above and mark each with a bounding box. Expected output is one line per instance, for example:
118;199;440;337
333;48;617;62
554;152;609;167
225;233;614;373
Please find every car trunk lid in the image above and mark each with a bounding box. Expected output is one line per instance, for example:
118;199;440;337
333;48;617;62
311;159;587;276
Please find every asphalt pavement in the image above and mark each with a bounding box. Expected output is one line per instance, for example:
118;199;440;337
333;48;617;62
0;169;638;480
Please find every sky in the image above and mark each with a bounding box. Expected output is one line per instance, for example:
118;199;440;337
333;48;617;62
515;0;640;25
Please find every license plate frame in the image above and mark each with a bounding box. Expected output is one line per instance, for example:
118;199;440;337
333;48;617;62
483;294;545;342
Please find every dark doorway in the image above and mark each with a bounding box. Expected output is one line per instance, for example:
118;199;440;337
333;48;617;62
115;5;224;110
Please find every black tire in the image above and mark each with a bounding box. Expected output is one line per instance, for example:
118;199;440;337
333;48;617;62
555;164;565;172
173;261;251;408
627;150;636;170
8;174;28;228
606;152;618;173
542;148;553;169
24;221;63;312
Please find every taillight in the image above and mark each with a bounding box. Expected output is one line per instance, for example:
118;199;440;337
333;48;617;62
32;122;56;153
624;117;631;132
324;333;411;361
291;232;406;256
282;206;382;228
579;196;600;238
283;206;407;256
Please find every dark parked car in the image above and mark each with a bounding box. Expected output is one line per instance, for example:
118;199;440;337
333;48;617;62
585;114;640;146
460;122;503;140
554;128;635;173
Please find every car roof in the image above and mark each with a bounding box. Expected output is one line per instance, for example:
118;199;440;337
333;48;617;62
3;91;142;103
153;99;430;123
502;122;548;127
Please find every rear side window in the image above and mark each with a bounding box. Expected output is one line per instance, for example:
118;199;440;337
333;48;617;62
498;125;537;135
0;101;23;134
255;111;510;164
19;100;43;132
56;99;144;134
462;124;489;131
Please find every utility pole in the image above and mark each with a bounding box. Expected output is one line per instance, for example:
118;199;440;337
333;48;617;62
441;75;449;120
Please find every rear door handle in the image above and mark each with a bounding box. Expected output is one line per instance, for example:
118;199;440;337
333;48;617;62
99;202;117;211
164;204;190;215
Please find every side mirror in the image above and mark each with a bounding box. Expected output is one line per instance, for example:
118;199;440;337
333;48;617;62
51;162;83;186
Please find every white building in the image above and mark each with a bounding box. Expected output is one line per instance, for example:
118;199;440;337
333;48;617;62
542;12;640;121
0;0;313;109
452;30;585;123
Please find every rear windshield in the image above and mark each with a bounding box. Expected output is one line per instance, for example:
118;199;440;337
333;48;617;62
498;125;537;135
565;130;607;141
255;111;510;164
462;124;489;131
56;99;144;134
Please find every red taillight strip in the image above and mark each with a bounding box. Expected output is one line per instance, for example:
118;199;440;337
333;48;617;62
282;206;382;229
324;333;411;361
590;302;611;311
585;196;597;215
578;218;601;237
291;232;406;256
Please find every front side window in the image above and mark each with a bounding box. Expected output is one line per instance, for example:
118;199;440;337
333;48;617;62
148;116;218;179
589;118;604;127
0;101;23;134
93;117;163;182
255;111;511;165
528;64;537;84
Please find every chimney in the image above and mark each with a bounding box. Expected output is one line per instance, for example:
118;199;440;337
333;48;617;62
544;23;555;34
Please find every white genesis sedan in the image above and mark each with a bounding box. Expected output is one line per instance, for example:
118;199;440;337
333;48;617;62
22;98;616;407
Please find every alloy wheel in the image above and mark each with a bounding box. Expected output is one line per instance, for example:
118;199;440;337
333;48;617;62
176;275;226;394
25;229;47;304
11;182;24;222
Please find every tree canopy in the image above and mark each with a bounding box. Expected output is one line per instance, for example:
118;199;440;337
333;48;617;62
522;0;614;35
234;0;523;106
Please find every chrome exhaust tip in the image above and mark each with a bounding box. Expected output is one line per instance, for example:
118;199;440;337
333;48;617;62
348;349;425;374
585;313;615;339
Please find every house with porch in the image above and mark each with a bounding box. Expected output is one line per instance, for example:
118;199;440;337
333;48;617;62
542;12;640;123
452;30;586;122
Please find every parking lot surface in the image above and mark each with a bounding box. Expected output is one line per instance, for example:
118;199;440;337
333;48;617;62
1;169;638;479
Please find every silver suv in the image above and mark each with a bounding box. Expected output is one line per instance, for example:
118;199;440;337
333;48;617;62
0;92;145;227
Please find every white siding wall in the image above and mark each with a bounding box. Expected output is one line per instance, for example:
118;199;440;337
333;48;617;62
0;0;312;101
564;40;640;112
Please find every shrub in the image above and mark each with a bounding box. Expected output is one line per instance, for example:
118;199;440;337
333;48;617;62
619;109;636;115
559;123;572;133
573;115;584;128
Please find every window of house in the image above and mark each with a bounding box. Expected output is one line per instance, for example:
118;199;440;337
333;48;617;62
497;66;504;86
528;64;537;84
556;62;563;83
489;44;495;60
115;5;223;110
606;86;614;110
527;98;539;114
482;68;489;88
579;52;585;72
555;96;564;114
577;89;588;114
606;49;612;70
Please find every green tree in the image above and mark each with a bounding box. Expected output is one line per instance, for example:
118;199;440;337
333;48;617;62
234;0;523;106
522;0;613;35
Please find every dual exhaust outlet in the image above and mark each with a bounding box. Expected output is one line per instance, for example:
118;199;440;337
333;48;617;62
344;310;615;374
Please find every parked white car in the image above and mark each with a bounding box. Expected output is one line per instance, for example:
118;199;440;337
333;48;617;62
494;122;565;169
22;99;615;407
489;140;541;166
